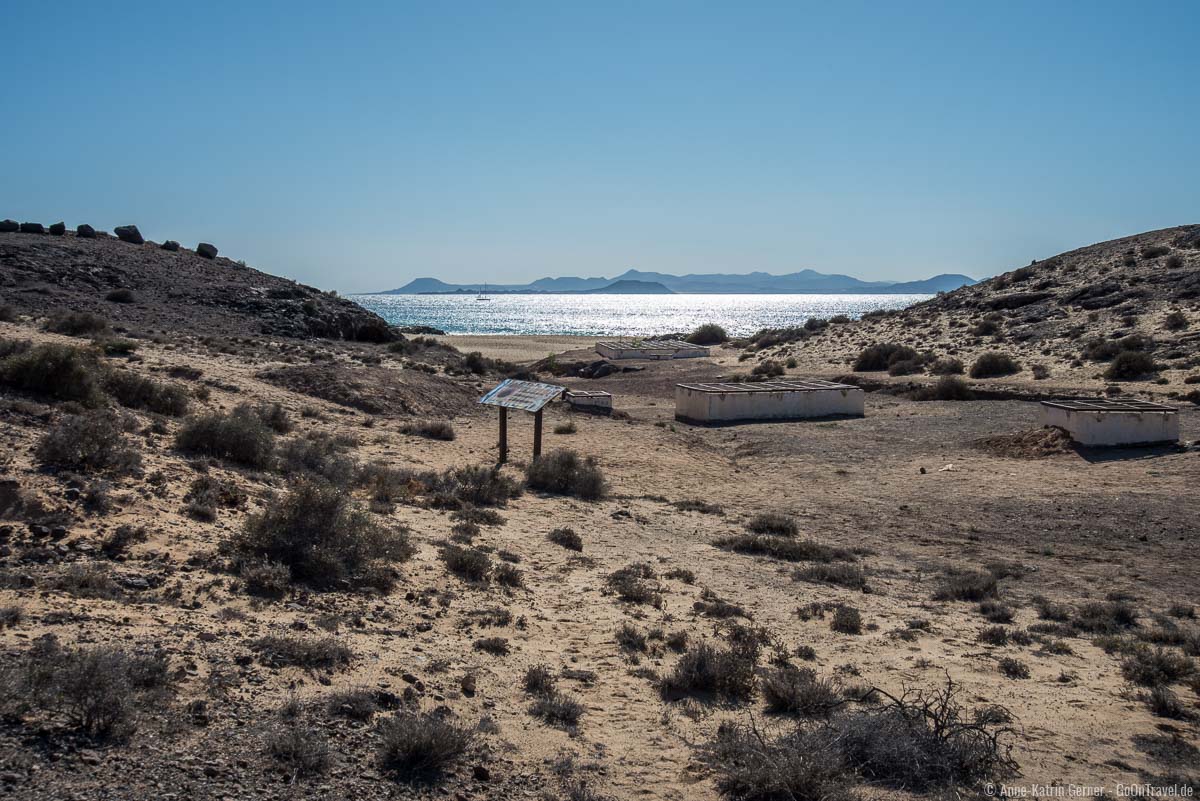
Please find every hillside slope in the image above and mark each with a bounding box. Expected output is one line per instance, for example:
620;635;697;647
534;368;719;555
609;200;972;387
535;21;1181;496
759;225;1200;397
0;229;399;341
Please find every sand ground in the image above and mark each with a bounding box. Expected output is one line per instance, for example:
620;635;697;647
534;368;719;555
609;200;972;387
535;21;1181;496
1;327;1197;799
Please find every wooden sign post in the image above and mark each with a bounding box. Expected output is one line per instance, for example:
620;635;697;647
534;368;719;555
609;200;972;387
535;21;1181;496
533;409;543;458
479;378;564;465
498;407;508;463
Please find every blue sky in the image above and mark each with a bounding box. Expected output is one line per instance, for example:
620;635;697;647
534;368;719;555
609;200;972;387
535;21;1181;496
3;1;1197;293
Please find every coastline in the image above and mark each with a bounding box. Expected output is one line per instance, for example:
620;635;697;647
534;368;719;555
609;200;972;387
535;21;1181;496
439;333;596;362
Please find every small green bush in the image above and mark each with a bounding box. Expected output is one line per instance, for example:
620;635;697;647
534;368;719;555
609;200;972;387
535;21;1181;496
45;311;109;337
969;352;1020;378
854;343;918;372
687;324;728;345
1104;351;1157;381
929;357;964;375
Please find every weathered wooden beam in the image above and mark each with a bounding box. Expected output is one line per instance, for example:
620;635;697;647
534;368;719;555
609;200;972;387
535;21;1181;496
498;407;508;463
533;409;543;459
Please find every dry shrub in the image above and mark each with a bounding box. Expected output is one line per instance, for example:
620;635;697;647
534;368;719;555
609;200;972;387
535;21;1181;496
441;545;492;582
176;407;276;468
854;343;918;372
0;636;171;739
605;563;663;607
37;410;141;474
1121;645;1194;687
830;605;863;634
45;311;109;337
932;569;998;602
913;375;974;401
969;352;1020;378
401;420;456;440
794;563;869;591
715;534;853;563
659;632;761;703
277;432;356;486
529;690;585;728
430;464;523;508
688;323;728;345
251;635;353;669
0;341;108;406
266;722;331;776
833;680;1017;791
746;512;798;536
1105;351;1157;381
548;527;583;551
227;479;413;592
761;666;841;717
105;369;190;416
526;449;607;500
376;710;475;782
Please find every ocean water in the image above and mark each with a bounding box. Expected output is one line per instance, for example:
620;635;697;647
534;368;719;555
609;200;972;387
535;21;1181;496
350;293;930;337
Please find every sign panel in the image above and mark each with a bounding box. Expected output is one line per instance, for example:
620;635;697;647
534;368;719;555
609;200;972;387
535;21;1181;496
478;379;564;412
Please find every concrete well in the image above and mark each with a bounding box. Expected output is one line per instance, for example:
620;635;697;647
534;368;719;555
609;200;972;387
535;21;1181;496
675;380;865;424
1038;399;1179;446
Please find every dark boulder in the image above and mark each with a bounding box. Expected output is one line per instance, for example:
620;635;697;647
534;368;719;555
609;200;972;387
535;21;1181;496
48;222;66;235
0;220;18;233
196;242;218;259
18;222;45;234
160;240;180;251
76;224;96;238
114;225;145;245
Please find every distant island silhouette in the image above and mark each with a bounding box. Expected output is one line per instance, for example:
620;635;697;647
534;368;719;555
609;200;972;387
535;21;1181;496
375;267;976;295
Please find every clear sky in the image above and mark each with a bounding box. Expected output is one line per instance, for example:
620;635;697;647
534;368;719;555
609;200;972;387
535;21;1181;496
3;1;1197;293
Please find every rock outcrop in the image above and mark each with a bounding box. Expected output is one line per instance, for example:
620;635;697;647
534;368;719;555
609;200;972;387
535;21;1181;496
114;225;144;245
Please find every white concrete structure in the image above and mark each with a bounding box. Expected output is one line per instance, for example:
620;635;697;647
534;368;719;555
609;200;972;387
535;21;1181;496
1038;399;1179;446
595;340;710;360
565;389;613;413
675;380;865;424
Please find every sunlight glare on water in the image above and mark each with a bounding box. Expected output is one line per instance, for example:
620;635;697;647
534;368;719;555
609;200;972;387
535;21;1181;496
350;293;930;337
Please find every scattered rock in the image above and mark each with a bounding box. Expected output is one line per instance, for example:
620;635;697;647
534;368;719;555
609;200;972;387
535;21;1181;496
18;222;45;234
76;223;96;238
49;222;66;235
161;240;180;251
196;242;218;259
472;765;490;782
114;225;145;245
0;219;19;233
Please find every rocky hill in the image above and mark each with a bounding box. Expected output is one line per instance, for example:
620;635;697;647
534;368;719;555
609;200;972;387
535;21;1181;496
757;225;1200;394
0;225;399;342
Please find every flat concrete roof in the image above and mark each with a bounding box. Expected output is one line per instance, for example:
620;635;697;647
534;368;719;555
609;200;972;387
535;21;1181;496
1041;399;1177;413
677;380;859;393
597;339;707;350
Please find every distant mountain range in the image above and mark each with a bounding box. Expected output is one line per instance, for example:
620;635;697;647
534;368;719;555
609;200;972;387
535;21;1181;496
374;268;976;295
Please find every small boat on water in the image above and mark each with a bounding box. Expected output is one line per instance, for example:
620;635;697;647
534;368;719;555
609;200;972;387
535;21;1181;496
475;283;491;301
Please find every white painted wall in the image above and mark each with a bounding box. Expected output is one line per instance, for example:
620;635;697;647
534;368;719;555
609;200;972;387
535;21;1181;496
675;385;865;423
1039;406;1179;446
